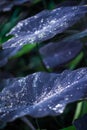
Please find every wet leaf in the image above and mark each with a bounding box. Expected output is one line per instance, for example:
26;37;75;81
39;40;82;69
0;0;32;12
0;68;87;122
74;114;87;130
3;6;87;48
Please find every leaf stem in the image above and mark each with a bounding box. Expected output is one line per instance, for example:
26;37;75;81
73;102;83;120
36;43;52;72
21;117;36;130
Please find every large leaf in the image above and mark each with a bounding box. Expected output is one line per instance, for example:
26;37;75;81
3;6;87;48
0;0;31;12
0;68;87;122
39;40;82;68
74;114;87;130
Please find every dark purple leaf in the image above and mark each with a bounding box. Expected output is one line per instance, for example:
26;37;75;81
39;40;82;68
0;0;32;12
3;6;87;48
0;68;87;122
0;47;21;67
74;114;87;130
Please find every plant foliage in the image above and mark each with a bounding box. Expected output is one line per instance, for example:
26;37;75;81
3;6;87;48
0;1;87;130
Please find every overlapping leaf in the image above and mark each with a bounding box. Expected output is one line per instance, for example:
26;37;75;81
39;40;82;68
0;0;32;12
0;68;87;122
74;114;87;130
3;6;87;48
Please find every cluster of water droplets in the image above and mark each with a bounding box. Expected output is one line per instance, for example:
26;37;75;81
3;6;87;48
0;68;87;121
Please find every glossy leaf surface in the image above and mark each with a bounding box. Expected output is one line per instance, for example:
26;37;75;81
39;40;82;68
3;6;87;48
0;68;87;122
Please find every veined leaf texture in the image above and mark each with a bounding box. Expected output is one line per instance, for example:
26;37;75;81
3;6;87;48
0;68;87;122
